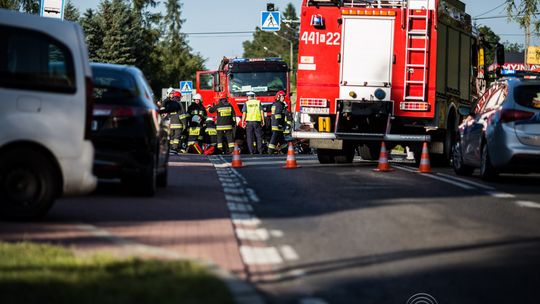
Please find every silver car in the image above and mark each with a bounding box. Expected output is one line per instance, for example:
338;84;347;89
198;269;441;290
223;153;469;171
453;73;540;179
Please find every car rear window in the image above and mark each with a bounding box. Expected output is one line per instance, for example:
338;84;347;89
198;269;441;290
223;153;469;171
91;67;138;104
514;85;540;109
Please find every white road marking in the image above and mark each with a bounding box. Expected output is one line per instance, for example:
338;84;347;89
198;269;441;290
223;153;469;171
235;228;270;241
299;298;329;304
436;173;495;190
487;191;516;199
225;194;250;203
270;230;284;237
393;164;417;173
240;246;283;265
224;187;245;194
245;188;260;203
516;200;540;209
280;245;299;261
168;161;213;167
231;213;261;226
227;203;253;213
240;160;319;166
213;163;231;168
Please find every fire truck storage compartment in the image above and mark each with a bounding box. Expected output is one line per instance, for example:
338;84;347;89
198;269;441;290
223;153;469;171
339;16;394;101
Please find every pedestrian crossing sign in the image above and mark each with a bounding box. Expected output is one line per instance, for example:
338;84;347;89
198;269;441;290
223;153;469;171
180;81;193;94
261;11;281;31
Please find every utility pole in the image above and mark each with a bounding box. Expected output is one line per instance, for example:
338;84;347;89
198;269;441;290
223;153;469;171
273;32;294;72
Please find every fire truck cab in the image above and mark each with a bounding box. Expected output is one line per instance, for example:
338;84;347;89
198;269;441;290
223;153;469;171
196;57;291;123
294;0;478;164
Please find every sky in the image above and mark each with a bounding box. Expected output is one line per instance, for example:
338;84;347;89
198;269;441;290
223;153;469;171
71;0;538;68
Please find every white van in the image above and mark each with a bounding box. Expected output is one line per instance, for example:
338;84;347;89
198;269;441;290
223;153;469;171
0;9;97;219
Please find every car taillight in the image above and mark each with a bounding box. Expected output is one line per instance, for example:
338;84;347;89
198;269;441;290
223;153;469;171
500;109;535;123
112;107;136;117
85;76;94;140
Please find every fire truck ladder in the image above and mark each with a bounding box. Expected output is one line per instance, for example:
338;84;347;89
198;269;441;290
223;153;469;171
403;0;431;103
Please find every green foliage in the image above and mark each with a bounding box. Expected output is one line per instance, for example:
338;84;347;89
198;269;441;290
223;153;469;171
63;0;80;22
0;242;234;304
506;0;540;32
0;0;38;13
503;41;525;52
478;25;501;66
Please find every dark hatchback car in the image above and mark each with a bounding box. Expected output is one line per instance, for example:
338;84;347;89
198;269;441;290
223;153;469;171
90;63;169;195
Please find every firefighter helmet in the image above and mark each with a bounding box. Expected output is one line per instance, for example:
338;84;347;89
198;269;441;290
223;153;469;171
191;115;201;124
173;91;181;98
167;87;174;95
246;91;255;97
276;90;286;98
193;93;202;100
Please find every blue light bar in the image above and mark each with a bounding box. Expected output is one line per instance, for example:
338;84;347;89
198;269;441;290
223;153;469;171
501;69;516;75
231;57;283;63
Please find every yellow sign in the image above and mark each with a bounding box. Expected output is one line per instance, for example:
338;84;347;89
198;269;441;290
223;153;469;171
526;46;540;65
318;117;331;132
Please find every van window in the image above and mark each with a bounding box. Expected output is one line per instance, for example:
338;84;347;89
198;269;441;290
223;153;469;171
0;25;76;94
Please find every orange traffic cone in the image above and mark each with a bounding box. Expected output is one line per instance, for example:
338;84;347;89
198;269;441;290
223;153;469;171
373;141;394;172
418;142;432;173
231;144;243;168
283;142;300;169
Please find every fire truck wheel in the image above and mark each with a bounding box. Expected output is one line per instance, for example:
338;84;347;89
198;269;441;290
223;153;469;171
334;145;355;164
358;143;379;161
317;149;336;164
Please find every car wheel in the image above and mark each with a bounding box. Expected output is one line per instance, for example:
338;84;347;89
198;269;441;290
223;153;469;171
452;140;474;176
317;149;335;164
480;143;498;180
157;166;168;188
133;158;157;197
0;150;58;220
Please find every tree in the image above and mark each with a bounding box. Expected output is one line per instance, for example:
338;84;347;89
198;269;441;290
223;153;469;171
478;25;501;65
159;0;205;88
0;0;38;13
503;41;525;52
97;0;136;65
63;0;80;22
80;9;103;61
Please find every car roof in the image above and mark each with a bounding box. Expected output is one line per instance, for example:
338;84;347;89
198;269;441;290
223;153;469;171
90;62;141;75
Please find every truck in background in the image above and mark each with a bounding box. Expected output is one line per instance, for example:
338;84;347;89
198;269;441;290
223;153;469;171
293;0;484;164
196;57;291;125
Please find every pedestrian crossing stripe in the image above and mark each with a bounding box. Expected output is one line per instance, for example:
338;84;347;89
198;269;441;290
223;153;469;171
261;11;280;31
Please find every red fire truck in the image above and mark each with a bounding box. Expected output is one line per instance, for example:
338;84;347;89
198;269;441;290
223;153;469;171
293;0;479;164
196;57;291;124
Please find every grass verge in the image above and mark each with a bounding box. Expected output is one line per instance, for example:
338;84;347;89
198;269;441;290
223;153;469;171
0;242;234;304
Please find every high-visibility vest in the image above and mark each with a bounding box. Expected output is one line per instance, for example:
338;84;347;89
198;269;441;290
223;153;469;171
245;99;262;122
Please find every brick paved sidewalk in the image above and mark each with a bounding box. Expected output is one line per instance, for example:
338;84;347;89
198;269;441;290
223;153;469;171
0;155;246;279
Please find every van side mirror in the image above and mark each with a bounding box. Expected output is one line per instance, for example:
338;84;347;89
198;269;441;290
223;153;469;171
496;43;505;66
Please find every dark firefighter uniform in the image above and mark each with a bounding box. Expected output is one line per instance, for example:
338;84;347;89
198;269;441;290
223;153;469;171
268;98;285;153
187;116;204;154
187;102;207;121
242;93;265;154
207;98;235;154
160;92;188;152
204;118;218;147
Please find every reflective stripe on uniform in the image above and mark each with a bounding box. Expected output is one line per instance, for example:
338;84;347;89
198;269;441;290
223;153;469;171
272;126;283;131
179;114;190;120
228;142;235;148
217;125;233;131
268;144;276;149
206;128;217;136
274;114;282;119
170;124;183;129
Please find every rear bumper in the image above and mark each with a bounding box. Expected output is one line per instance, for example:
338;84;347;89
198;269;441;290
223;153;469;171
60;140;97;196
292;131;430;142
92;137;155;179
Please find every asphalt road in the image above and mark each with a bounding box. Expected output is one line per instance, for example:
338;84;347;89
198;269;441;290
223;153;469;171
2;153;539;304
226;154;540;304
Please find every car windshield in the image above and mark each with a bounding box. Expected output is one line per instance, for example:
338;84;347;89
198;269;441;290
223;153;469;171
91;67;138;104
229;72;286;97
514;85;540;110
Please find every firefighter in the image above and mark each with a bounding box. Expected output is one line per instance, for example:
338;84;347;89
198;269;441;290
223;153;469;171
187;115;204;154
160;90;188;154
207;98;235;154
203;117;218;155
268;90;286;154
241;91;265;154
187;93;207;121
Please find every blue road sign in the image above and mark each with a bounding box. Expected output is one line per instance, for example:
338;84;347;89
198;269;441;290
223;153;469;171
179;81;193;94
261;11;281;31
